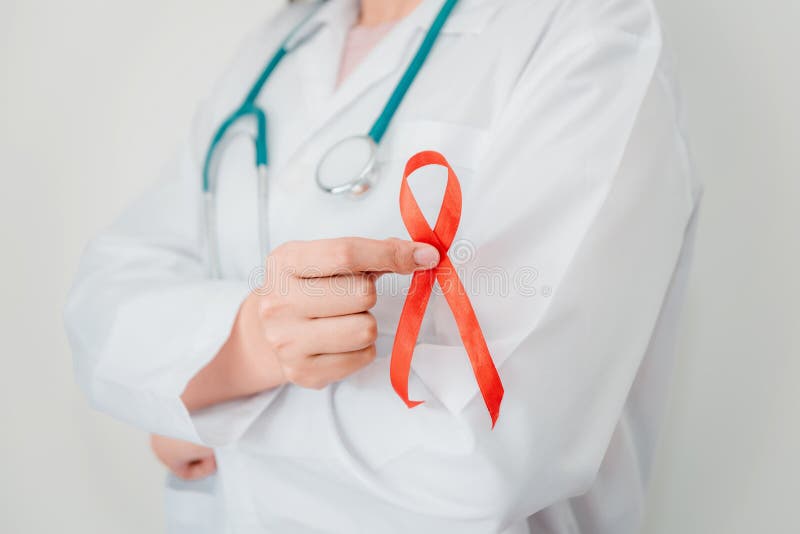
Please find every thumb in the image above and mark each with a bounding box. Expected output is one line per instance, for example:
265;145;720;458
383;238;440;274
411;243;440;270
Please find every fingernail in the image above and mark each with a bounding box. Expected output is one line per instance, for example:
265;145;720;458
413;245;439;268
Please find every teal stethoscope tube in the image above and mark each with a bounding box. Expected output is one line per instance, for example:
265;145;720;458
202;0;459;276
368;0;459;143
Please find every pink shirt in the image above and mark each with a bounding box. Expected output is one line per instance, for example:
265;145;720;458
336;21;397;86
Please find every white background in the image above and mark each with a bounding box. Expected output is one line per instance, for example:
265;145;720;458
1;0;797;532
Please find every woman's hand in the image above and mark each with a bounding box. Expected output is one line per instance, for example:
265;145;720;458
181;237;439;411
150;434;217;481
251;237;439;389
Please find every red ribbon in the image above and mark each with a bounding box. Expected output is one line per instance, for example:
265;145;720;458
390;150;504;428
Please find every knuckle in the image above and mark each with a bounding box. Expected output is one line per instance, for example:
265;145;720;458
305;377;328;391
360;279;378;309
330;241;357;272
262;326;290;352
284;363;326;390
272;241;299;270
357;314;378;345
257;294;284;319
390;240;409;271
281;363;304;385
270;242;289;262
362;344;377;364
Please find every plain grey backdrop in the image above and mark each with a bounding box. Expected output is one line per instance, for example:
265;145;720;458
1;0;797;532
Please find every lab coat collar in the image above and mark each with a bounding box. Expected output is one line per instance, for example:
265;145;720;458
278;0;501;171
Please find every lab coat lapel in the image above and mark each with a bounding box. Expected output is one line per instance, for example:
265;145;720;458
309;0;442;135
282;0;501;168
292;0;357;112
283;0;439;159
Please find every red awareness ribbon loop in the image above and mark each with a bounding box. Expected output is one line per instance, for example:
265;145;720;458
390;150;504;428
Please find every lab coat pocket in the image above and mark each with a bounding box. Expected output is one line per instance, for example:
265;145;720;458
380;119;489;224
164;473;225;534
383;119;488;174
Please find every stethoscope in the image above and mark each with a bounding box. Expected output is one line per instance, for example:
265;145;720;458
202;0;460;277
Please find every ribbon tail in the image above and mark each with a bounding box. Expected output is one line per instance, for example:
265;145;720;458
390;269;436;409
437;259;505;427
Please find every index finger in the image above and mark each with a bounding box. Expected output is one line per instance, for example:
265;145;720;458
274;238;439;278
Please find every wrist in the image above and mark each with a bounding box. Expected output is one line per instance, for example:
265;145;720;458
226;293;287;395
181;294;285;411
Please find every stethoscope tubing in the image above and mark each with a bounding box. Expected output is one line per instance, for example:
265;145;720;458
204;0;460;277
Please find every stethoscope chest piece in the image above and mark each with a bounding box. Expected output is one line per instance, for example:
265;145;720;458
315;135;379;196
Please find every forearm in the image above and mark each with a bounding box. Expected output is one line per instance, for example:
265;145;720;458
181;294;286;411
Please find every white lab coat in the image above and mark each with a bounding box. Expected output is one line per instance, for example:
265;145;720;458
64;0;701;532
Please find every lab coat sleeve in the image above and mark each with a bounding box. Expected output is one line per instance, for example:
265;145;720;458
63;139;278;446
245;0;697;523
62;5;320;446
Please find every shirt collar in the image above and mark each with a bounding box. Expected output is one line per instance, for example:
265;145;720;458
308;0;501;37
